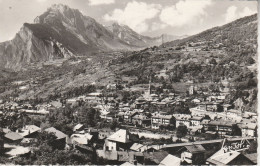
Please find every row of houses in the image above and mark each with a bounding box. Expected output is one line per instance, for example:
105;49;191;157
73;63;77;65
97;128;257;165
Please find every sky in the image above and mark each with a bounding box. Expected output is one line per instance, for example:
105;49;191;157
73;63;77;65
0;0;258;42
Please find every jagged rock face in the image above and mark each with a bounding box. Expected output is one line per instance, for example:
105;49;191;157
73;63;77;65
0;4;135;70
0;24;73;70
34;4;133;51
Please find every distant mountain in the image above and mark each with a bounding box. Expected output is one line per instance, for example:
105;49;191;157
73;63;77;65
0;4;140;70
107;22;157;47
106;23;186;47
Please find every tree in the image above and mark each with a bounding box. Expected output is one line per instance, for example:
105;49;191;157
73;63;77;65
176;125;188;140
245;56;255;65
209;58;217;65
231;124;242;136
110;120;118;131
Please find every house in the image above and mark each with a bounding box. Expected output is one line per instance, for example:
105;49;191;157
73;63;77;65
122;111;139;124
238;123;257;137
175;115;191;128
44;127;68;149
73;124;84;132
144;151;169;165
134;97;146;109
190;116;204;127
85;92;102;103
189;86;195;95
206;150;254;165
223;104;232;111
97;150;144;164
49;100;63;108
151;113;175;129
70;133;93;146
131;114;151;127
130;143;147;152
4;132;23;144
101;112;117;122
104;129;132;151
181;144;206;165
192;98;201;103
227;109;242;117
207;120;233;137
107;84;117;90
159;154;181;166
17;125;41;138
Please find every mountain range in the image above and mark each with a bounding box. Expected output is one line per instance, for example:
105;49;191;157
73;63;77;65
0;4;181;70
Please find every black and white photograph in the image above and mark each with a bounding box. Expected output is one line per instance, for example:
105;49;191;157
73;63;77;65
0;0;258;165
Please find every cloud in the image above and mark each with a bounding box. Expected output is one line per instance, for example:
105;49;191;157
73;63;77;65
225;6;256;23
37;0;47;2
159;0;213;27
103;1;161;33
88;0;115;6
150;22;167;32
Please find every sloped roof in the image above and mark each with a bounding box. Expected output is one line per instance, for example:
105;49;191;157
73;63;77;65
238;123;257;130
207;151;240;165
107;129;131;143
73;124;84;131
185;144;206;153
159;154;181;166
3;128;11;134
5;132;23;141
244;153;257;164
45;127;68;139
19;125;41;137
130;143;144;151
144;151;169;164
71;133;93;145
120;162;135;166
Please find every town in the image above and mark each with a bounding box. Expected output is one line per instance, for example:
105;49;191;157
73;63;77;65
0;74;257;165
0;1;258;165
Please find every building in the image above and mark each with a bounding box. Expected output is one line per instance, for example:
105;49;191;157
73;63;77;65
70;133;93;146
44;127;68;149
73;124;84;132
144;151;169;165
238;123;257;137
121;111;139;124
207;150;254;165
131;114;151;127
104;129;132;151
159;154;181;166
190;116;204;127
4;132;23;144
17;125;41;138
207;120;233;137
130;143;148;152
189;86;195;95
175;115;191;128
181;144;206;165
151;113;175;129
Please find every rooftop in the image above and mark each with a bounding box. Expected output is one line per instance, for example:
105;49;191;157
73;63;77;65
185;144;206;153
159;154;181;166
107;129;131;143
207;150;240;165
45;127;68;139
5;132;23;141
